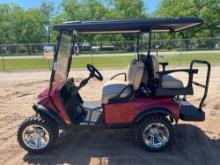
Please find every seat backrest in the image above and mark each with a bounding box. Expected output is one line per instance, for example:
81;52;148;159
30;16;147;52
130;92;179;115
139;54;159;85
127;59;144;90
151;55;159;78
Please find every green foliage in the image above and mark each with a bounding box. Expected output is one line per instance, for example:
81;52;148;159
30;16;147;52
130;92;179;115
0;3;48;44
0;1;55;44
60;0;147;42
156;0;220;39
108;0;147;19
40;0;55;43
19;9;46;44
61;0;109;21
0;4;22;44
0;0;219;44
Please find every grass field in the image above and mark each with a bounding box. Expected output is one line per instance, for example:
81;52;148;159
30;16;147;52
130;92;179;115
0;53;220;71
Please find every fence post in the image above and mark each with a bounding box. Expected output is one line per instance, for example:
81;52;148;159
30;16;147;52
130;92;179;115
179;39;183;56
90;43;94;65
47;59;51;70
1;46;6;71
91;49;94;65
156;44;159;56
16;44;19;56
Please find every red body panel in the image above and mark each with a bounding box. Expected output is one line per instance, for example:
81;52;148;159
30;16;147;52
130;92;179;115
37;83;180;126
37;83;72;125
103;96;180;125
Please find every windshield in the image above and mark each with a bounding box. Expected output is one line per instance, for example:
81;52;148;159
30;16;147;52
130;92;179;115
54;33;72;83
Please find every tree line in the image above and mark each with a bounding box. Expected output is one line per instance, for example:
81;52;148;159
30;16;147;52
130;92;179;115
0;0;219;45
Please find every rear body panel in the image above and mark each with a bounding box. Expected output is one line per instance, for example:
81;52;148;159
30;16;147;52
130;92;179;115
103;96;180;125
179;100;205;121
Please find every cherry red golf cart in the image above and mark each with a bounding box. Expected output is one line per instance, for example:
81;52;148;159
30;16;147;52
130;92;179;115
17;17;211;153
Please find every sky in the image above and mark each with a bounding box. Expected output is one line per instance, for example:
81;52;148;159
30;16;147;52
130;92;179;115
0;0;160;13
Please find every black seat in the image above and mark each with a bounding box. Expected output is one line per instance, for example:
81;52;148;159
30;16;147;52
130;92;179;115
140;54;197;96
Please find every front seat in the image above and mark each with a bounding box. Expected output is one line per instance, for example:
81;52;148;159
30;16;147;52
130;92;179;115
102;59;144;104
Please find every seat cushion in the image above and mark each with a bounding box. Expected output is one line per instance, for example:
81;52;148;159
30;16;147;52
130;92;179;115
162;75;184;88
102;80;132;104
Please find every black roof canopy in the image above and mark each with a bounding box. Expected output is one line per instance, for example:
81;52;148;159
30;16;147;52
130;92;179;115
53;17;203;34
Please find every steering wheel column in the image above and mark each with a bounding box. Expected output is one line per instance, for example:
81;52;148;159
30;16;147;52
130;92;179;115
77;64;103;91
87;64;103;81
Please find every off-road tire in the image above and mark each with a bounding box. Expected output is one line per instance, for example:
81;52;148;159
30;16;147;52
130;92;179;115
17;114;59;153
134;114;173;152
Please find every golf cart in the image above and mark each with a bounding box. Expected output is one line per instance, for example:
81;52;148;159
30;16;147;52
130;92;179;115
17;18;211;153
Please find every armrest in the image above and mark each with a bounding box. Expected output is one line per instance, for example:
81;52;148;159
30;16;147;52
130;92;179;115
159;62;169;71
156;69;198;88
156;69;198;76
110;72;127;81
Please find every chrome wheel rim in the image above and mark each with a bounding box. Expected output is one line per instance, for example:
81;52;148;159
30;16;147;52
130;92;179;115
22;124;50;150
143;123;169;149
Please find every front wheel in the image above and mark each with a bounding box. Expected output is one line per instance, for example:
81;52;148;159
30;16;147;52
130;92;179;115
17;114;59;153
134;115;173;152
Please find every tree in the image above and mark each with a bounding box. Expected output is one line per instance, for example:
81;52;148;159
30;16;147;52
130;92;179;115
108;0;147;19
0;4;23;44
40;0;55;43
156;0;220;39
61;0;108;21
19;9;46;44
60;0;111;43
0;3;49;45
17;8;47;54
198;0;220;38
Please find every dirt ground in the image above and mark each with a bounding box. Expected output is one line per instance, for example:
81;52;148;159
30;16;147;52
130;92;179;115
0;67;220;165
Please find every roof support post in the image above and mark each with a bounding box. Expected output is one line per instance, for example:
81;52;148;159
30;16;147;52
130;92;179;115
66;31;77;77
136;32;140;59
147;31;152;56
49;31;63;94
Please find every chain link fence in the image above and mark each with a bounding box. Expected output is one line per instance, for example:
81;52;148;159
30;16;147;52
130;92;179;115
0;38;219;56
0;38;220;71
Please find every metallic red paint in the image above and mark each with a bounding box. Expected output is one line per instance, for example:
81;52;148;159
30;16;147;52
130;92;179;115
37;82;72;125
103;96;180;125
36;83;180;126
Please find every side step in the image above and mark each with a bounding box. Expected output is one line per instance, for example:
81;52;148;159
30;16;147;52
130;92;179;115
81;101;103;125
180;101;205;121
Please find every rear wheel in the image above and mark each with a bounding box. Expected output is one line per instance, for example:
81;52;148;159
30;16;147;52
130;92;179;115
134;114;173;152
17;114;59;153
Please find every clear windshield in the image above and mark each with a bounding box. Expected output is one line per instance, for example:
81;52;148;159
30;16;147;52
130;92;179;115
54;33;72;83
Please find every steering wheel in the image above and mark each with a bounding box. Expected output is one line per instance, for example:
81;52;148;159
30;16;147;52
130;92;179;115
87;64;103;81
